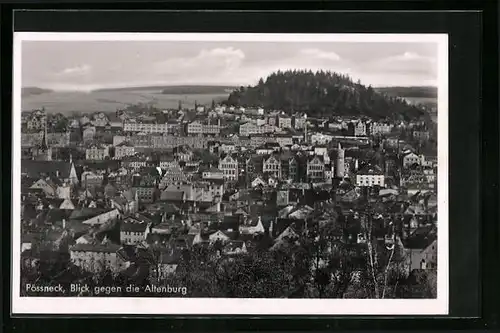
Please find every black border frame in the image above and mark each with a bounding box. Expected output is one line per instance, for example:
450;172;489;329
2;2;498;331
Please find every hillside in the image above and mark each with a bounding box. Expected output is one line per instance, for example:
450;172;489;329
224;70;427;121
94;85;237;94
22;87;53;97
375;86;437;99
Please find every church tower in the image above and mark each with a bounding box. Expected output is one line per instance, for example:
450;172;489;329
335;142;345;178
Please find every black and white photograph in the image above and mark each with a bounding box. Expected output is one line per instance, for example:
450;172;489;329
12;33;448;315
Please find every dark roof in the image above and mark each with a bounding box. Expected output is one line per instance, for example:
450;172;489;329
218;216;241;231
160;190;184;201
81;160;121;171
357;164;384;176
69;208;107;221
146;233;172;245
21;161;72;179
45;209;72;224
402;225;437;249
273;218;306;237
70;243;121;253
121;222;148;233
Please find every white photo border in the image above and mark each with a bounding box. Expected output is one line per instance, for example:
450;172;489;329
12;32;449;315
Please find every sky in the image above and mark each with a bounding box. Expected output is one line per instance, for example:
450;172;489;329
21;40;438;91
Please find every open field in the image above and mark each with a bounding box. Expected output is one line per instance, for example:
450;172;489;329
21;89;230;114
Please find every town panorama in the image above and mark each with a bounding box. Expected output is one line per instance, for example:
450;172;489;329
20;71;438;299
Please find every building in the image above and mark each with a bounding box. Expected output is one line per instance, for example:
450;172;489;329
354;121;367;136
370;122;393;135
263;155;282;178
239;122;257;137
132;186;157;204
187;120;220;135
294;116;306;129
355;165;385;187
202;167;224;180
278;116;292;129
402;227;437;271
121;157;148;170
218;155;238;181
82;127;96;142
239;122;276;137
21;160;79;186
120;221;149;245
403;153;421;168
113;135;128;147
69;243;125;273
311;132;334;145
159;166;187;189
27;113;46;132
275;134;293;147
85;145;110;160
81;208;121;225
307;155;325;182
187;121;203;135
288;156;300;181
114;142;136;159
80;170;104;188
123;121;169;134
412;130;431;141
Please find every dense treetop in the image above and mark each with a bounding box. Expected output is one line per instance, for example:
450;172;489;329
224;70;428;121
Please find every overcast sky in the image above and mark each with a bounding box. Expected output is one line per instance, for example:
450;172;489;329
21;41;438;91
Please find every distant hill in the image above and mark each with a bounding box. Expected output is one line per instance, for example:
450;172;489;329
94;85;237;95
375;86;437;99
225;70;428;121
22;87;53;97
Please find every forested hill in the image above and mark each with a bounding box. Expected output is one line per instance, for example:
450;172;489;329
225;70;427;121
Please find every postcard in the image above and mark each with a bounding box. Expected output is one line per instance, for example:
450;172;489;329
12;32;448;315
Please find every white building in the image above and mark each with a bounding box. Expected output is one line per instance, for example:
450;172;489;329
370;122;393;135
263;155;282;178
123;122;169;134
354;121;367;136
356;165;385;187
403;153;421;168
218;155;238;181
278;116;292;129
311;132;334;145
202;168;224;180
85;146;110;160
114;142;135;159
